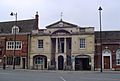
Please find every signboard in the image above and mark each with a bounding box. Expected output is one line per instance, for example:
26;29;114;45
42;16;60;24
75;55;89;58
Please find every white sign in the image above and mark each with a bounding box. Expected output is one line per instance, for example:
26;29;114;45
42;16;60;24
0;59;2;62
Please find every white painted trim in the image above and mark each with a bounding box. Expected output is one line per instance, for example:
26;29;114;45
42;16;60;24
56;54;66;70
102;49;112;70
21;57;26;69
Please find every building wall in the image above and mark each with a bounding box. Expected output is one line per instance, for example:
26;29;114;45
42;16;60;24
30;35;51;69
0;34;29;69
95;31;120;70
71;34;94;70
30;27;95;70
72;35;94;55
29;20;95;70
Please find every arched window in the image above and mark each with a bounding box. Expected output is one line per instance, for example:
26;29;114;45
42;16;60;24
12;26;19;34
116;49;120;65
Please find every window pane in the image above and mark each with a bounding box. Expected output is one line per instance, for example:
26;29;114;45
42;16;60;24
35;57;43;64
38;40;43;48
12;26;19;34
6;41;22;50
7;57;13;65
15;57;21;65
116;49;120;65
80;39;85;48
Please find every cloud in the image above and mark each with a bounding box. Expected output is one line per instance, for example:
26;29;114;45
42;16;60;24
1;0;42;8
1;0;120;30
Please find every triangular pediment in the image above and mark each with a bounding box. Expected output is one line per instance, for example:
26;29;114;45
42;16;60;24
46;20;78;28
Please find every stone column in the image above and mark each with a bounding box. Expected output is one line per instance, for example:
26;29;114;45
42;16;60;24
72;55;75;70
64;38;66;53
64;54;66;70
55;55;58;70
91;55;94;71
56;38;58;53
30;57;33;69
56;38;58;70
47;58;50;70
64;38;67;70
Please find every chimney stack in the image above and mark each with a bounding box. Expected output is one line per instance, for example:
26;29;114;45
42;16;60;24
35;11;39;30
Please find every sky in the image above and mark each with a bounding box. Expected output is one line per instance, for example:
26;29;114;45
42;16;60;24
0;0;120;31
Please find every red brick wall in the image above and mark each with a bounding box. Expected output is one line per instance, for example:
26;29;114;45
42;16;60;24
0;34;29;58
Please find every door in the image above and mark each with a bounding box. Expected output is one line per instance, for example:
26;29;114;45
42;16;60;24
75;55;91;70
104;56;110;69
22;58;25;69
75;58;90;70
75;58;82;70
36;58;44;70
58;56;64;70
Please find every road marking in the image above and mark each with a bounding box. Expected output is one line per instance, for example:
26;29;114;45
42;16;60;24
60;77;66;81
0;73;10;75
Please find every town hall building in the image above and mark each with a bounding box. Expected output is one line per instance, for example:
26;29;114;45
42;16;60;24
30;19;95;70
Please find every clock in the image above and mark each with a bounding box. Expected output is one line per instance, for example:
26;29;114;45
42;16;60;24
58;22;63;27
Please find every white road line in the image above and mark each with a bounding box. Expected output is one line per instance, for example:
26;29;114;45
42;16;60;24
0;73;10;75
60;77;66;81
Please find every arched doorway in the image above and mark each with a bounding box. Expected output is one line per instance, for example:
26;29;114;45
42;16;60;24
58;55;64;70
33;55;47;70
75;55;91;70
102;49;112;69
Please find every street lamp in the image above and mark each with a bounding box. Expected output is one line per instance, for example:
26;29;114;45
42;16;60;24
10;12;17;70
3;55;6;70
98;6;103;72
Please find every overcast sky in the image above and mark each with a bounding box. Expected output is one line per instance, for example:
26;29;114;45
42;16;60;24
0;0;120;31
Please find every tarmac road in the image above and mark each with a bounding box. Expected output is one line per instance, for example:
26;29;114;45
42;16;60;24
0;69;120;81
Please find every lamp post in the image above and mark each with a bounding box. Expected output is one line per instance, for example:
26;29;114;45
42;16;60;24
10;12;17;70
98;6;103;72
3;55;6;70
3;37;7;70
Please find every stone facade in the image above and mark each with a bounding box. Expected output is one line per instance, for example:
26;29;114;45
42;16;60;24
30;20;95;70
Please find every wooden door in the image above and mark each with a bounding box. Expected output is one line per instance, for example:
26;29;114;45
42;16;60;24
58;56;64;70
104;56;110;69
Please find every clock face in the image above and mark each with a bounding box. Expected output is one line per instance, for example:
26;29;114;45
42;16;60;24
58;22;63;27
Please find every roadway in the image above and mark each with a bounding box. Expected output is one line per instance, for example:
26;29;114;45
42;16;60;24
0;69;120;81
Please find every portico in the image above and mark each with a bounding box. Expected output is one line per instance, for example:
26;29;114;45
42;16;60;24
52;36;72;70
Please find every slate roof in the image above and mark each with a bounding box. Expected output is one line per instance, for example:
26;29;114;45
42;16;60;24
0;19;37;34
95;31;120;39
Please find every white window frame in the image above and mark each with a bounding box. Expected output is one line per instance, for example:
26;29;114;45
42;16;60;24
80;38;86;49
6;41;22;50
116;49;120;65
12;26;19;34
38;40;43;48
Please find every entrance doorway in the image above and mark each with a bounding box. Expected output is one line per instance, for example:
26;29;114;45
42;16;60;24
33;55;47;70
58;56;64;70
104;56;110;69
22;58;26;69
75;55;91;70
102;49;112;70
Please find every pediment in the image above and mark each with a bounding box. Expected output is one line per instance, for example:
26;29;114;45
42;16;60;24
46;20;78;28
